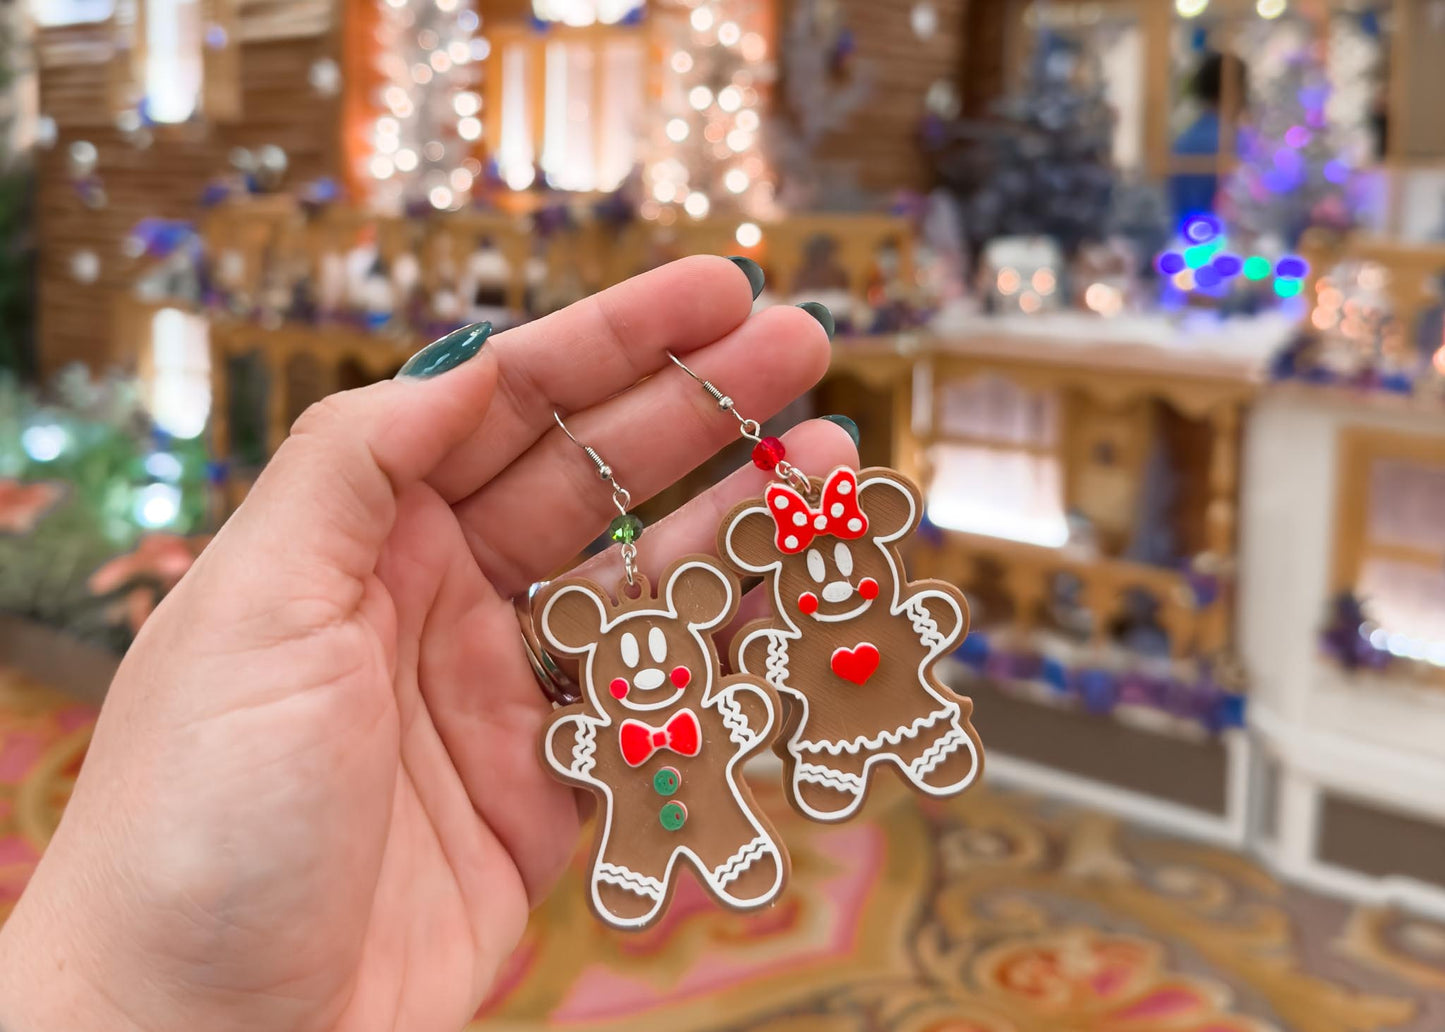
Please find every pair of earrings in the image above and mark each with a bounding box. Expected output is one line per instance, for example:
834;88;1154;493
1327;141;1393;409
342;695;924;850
533;354;983;931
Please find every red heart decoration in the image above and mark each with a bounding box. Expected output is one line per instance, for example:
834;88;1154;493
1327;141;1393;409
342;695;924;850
831;643;880;685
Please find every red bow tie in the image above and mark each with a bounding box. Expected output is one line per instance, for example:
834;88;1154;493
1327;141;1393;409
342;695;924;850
766;466;869;555
619;708;702;767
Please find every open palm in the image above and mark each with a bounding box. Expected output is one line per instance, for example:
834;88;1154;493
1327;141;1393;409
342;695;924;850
0;258;856;1032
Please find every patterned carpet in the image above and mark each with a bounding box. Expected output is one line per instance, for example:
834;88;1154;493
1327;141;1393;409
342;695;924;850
3;668;1443;1031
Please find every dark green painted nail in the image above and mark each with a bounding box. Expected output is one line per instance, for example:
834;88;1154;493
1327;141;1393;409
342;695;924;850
797;301;835;340
822;414;859;447
728;255;765;299
397;321;493;379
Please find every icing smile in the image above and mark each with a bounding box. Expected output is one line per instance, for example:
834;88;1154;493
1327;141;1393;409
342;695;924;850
809;596;873;623
798;575;879;623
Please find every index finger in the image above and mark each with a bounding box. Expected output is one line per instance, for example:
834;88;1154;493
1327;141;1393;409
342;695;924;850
428;255;760;502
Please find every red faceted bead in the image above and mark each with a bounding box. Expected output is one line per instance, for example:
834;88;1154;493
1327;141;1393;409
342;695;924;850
752;436;786;471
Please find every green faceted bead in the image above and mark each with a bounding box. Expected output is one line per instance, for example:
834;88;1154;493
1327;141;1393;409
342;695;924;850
609;513;644;544
659;801;688;832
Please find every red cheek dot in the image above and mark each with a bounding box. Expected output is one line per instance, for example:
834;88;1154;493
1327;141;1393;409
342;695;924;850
859;578;879;600
609;678;629;699
798;592;819;615
670;665;691;688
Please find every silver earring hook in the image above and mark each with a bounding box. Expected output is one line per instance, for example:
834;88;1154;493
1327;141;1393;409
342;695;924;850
665;351;812;497
553;410;637;584
666;352;762;441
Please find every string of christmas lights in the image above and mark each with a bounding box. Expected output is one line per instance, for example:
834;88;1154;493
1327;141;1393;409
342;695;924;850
641;0;777;241
366;0;487;212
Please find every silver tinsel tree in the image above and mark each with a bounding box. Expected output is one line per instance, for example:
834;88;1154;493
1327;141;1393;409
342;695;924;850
1219;51;1357;248
645;0;774;222
366;0;484;212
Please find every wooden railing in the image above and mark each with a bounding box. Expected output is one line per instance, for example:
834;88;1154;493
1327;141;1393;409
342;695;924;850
176;200;917;479
198;198;914;328
911;531;1213;660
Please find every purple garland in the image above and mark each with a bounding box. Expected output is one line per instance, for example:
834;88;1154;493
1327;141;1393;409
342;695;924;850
955;630;1245;734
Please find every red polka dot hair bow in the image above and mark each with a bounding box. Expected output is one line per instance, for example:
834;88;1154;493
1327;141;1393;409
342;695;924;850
765;466;869;555
619;709;702;767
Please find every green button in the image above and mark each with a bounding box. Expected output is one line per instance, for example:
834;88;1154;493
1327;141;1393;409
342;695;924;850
659;801;688;831
653;766;681;796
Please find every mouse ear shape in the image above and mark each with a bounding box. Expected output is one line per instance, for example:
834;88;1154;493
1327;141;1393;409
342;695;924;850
664;558;737;632
720;499;782;574
856;468;921;542
537;581;609;655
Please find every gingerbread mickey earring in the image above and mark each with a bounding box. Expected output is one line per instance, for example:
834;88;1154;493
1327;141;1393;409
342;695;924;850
665;354;985;823
534;413;788;931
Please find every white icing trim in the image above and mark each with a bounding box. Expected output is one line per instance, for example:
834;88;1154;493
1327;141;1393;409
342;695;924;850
712;682;776;748
712;835;771;888
810;597;874;623
796;762;866;791
905;594;947;650
541;714;606;787
794;704;957;756
764;632;793;693
595;862;667;900
792;762;868;822
913;722;971;780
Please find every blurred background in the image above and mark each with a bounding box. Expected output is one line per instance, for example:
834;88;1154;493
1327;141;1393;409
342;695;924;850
3;0;1445;1028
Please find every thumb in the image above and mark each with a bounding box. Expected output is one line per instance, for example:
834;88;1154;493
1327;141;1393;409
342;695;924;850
210;322;497;608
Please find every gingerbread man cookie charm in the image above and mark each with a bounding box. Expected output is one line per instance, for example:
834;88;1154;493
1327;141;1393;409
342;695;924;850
721;466;984;822
536;557;788;930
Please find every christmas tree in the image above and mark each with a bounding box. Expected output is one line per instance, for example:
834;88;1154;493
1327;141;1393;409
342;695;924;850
924;30;1116;258
365;0;484;212
1219;50;1357;248
643;0;774;223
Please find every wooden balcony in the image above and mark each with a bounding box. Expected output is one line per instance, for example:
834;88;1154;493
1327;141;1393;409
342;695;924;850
121;199;1267;684
135;199;918;475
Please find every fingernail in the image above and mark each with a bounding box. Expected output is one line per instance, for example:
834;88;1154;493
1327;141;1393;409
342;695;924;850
822;414;859;447
797;301;835;340
397;321;493;379
728;255;765;299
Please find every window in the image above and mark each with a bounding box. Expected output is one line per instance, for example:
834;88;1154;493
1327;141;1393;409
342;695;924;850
926;377;1070;549
31;0;115;25
489;24;646;193
1333;427;1445;668
532;0;644;27
145;308;211;439
142;0;204;123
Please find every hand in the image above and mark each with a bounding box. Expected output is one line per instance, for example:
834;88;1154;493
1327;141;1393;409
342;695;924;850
0;257;856;1032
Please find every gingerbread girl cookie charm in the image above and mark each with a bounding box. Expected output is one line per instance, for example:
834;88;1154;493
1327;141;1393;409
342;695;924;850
537;557;788;930
721;466;983;822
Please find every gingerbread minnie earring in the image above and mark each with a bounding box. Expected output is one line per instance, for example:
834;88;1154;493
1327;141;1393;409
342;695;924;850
534;413;788;930
666;354;984;824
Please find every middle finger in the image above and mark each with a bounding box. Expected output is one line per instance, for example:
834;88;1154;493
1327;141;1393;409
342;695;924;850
456;303;832;598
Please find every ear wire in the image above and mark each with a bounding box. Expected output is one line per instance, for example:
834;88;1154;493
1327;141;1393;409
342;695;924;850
554;410;640;586
666;352;813;497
